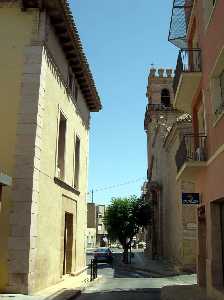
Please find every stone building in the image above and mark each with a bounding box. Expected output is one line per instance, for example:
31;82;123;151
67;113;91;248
144;68;197;271
169;0;224;298
96;205;108;246
86;203;97;249
0;0;101;294
86;203;108;248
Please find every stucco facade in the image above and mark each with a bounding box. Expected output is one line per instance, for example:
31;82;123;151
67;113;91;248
144;68;197;271
169;0;224;299
0;1;101;294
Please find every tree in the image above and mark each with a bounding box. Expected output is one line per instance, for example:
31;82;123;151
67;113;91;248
104;195;151;264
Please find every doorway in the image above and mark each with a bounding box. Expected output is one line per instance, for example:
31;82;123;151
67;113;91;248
63;212;73;275
198;206;206;286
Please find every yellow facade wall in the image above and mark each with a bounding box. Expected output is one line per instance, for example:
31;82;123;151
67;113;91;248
0;4;89;293
33;46;88;290
0;4;38;290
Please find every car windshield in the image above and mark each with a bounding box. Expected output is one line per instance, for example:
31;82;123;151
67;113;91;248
95;248;109;252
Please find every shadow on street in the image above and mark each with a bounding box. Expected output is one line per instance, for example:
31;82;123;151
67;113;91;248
87;252;154;279
79;288;161;300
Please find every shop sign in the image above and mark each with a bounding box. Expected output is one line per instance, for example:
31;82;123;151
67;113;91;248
182;193;200;205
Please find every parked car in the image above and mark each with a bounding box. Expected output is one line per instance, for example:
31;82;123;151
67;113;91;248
94;247;113;263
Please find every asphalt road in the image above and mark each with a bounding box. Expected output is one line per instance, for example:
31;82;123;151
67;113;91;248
81;249;161;300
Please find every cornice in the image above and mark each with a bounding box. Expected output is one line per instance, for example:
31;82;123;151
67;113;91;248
21;0;102;112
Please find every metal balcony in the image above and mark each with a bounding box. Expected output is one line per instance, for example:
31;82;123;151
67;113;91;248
175;134;207;180
173;49;202;113
168;0;194;48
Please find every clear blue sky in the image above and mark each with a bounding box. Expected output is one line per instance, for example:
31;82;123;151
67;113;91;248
71;0;177;204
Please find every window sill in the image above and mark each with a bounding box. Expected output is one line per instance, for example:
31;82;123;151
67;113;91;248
54;177;80;195
213;109;224;127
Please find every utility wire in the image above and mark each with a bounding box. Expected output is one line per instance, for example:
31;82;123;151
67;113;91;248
87;176;146;195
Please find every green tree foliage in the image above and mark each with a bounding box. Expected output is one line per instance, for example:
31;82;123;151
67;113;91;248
104;195;151;263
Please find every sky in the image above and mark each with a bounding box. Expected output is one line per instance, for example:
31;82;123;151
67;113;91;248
71;0;177;205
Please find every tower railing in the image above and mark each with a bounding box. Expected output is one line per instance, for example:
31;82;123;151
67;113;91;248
147;103;174;111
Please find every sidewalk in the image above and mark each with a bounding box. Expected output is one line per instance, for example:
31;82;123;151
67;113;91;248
116;251;180;277
117;251;213;300
130;251;179;277
0;271;91;300
161;285;214;300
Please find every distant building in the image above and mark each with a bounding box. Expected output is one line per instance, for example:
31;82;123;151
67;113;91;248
86;203;108;248
86;228;96;249
168;1;224;298
86;203;97;249
96;205;108;246
144;68;197;271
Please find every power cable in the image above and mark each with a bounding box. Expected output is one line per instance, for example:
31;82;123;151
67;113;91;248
87;176;146;195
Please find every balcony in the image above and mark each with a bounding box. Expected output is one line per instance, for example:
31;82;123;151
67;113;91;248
173;49;202;113
169;0;194;48
175;134;207;180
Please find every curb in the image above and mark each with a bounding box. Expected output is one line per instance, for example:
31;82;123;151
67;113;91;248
62;275;103;300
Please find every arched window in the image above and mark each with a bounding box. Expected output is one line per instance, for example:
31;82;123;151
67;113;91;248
161;89;171;107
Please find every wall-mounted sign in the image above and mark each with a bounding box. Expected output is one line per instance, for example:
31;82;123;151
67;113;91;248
182;193;200;205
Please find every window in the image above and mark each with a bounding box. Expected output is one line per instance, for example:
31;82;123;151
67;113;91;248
98;225;102;231
220;70;224;103
211;71;224;117
74;136;80;188
74;82;78;102
68;69;74;92
57;113;66;180
161;89;171;107
68;68;78;102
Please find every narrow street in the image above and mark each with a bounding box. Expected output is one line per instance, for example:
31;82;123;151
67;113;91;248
81;249;196;300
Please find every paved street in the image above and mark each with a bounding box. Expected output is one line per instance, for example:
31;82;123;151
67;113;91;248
81;249;196;300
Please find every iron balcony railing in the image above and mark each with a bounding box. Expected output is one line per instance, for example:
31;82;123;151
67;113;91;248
147;103;174;111
173;48;202;95
168;0;194;48
175;134;207;171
